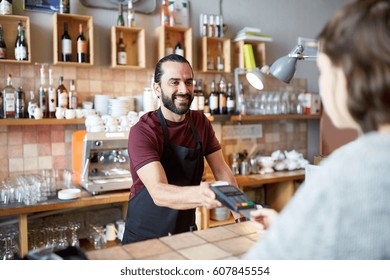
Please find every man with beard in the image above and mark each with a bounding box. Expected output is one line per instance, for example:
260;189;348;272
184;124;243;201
122;54;238;244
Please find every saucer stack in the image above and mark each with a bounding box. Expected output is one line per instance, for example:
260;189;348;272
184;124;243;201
108;98;131;117
94;95;110;116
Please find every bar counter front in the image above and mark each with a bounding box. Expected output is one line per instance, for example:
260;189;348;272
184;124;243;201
85;221;261;260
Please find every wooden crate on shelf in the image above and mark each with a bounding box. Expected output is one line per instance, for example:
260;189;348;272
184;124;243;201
155;25;192;65
233;40;266;69
52;13;94;66
198;37;231;73
0;14;31;63
110;26;145;69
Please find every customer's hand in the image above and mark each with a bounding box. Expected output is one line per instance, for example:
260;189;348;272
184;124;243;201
199;181;222;209
249;208;278;231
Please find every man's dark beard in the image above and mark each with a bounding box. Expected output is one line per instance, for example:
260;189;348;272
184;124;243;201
161;91;193;115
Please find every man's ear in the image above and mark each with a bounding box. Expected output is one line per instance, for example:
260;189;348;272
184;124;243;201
153;82;161;98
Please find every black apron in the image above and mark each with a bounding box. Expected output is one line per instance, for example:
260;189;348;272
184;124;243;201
122;108;204;244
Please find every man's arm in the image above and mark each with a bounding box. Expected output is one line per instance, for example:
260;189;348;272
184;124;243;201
136;161;222;210
206;149;238;187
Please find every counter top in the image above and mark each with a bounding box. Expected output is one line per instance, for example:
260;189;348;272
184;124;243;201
85;221;261;260
0;189;130;217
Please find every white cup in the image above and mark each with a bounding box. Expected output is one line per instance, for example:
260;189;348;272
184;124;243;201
105;223;117;241
90;125;106;133
55;107;66;119
106;124;119;132
33;108;44;120
75;108;84;119
65;109;76;119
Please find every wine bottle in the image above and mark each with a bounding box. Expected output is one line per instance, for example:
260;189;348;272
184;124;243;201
117;4;125;26
216;42;224;72
218;79;227;115
48;68;56;118
209;80;219;115
68;79;77;109
196;79;205;112
14;21;27;61
226;82;236;115
15;86;26;119
174;34;184;56
127;0;135;27
59;0;70;14
38;65;48;118
57;76;68;109
0;24;6;59
61;22;72;62
2;74;16;118
117;31;127;65
77;23;87;63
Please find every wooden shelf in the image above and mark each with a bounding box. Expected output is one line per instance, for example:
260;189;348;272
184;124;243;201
0;118;85;126
208;114;321;123
155;25;192;65
0;15;31;63
198;37;231;73
53;13;94;66
110;26;145;69
233;40;266;69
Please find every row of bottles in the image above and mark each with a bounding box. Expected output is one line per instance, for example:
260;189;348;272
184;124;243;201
0;20;28;61
199;13;224;38
0;66;77;119
190;79;237;116
116;1;136;27
61;22;87;63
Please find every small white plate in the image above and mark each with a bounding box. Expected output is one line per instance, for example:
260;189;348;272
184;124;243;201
58;188;81;200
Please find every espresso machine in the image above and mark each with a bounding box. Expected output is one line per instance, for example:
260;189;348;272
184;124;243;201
72;131;132;195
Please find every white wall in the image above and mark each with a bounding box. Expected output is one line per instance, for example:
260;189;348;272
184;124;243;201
14;0;352;92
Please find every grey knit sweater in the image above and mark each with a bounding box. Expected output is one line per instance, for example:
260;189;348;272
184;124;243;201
244;132;390;259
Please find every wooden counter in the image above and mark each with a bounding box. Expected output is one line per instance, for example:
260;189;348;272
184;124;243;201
85;221;260;260
0;188;130;257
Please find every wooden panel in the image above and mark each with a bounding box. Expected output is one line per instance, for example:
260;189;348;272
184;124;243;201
52;13;94;66
233;40;266;69
111;26;146;69
0;14;31;63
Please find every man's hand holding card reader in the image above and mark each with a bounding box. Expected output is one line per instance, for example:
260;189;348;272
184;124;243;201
211;181;258;221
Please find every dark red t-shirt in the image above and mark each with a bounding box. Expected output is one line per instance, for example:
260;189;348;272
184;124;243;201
128;109;221;197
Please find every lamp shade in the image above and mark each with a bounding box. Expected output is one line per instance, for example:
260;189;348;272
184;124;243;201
269;55;298;83
246;68;265;90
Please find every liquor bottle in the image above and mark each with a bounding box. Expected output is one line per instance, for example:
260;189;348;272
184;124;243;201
2;74;16;118
200;14;208;37
196;79;205;112
77;23;87;63
209;80;219;115
48;68;56;118
14;21;27;61
160;0;170;26
68;79;77;109
15;86;26;119
208;15;215;37
215;15;223;37
38;65;48;118
117;31;127;65
218;79;227;115
174;34;184;56
238;82;246;115
59;0;70;14
0;24;6;59
207;48;214;71
117;4;125;26
203;84;210;115
57;76;68;109
168;2;176;26
61;23;72;62
216;42;224;72
0;0;13;15
226;82;236;115
127;0;135;27
190;80;198;111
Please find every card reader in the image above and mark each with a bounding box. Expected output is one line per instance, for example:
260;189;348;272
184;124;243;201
211;181;257;219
